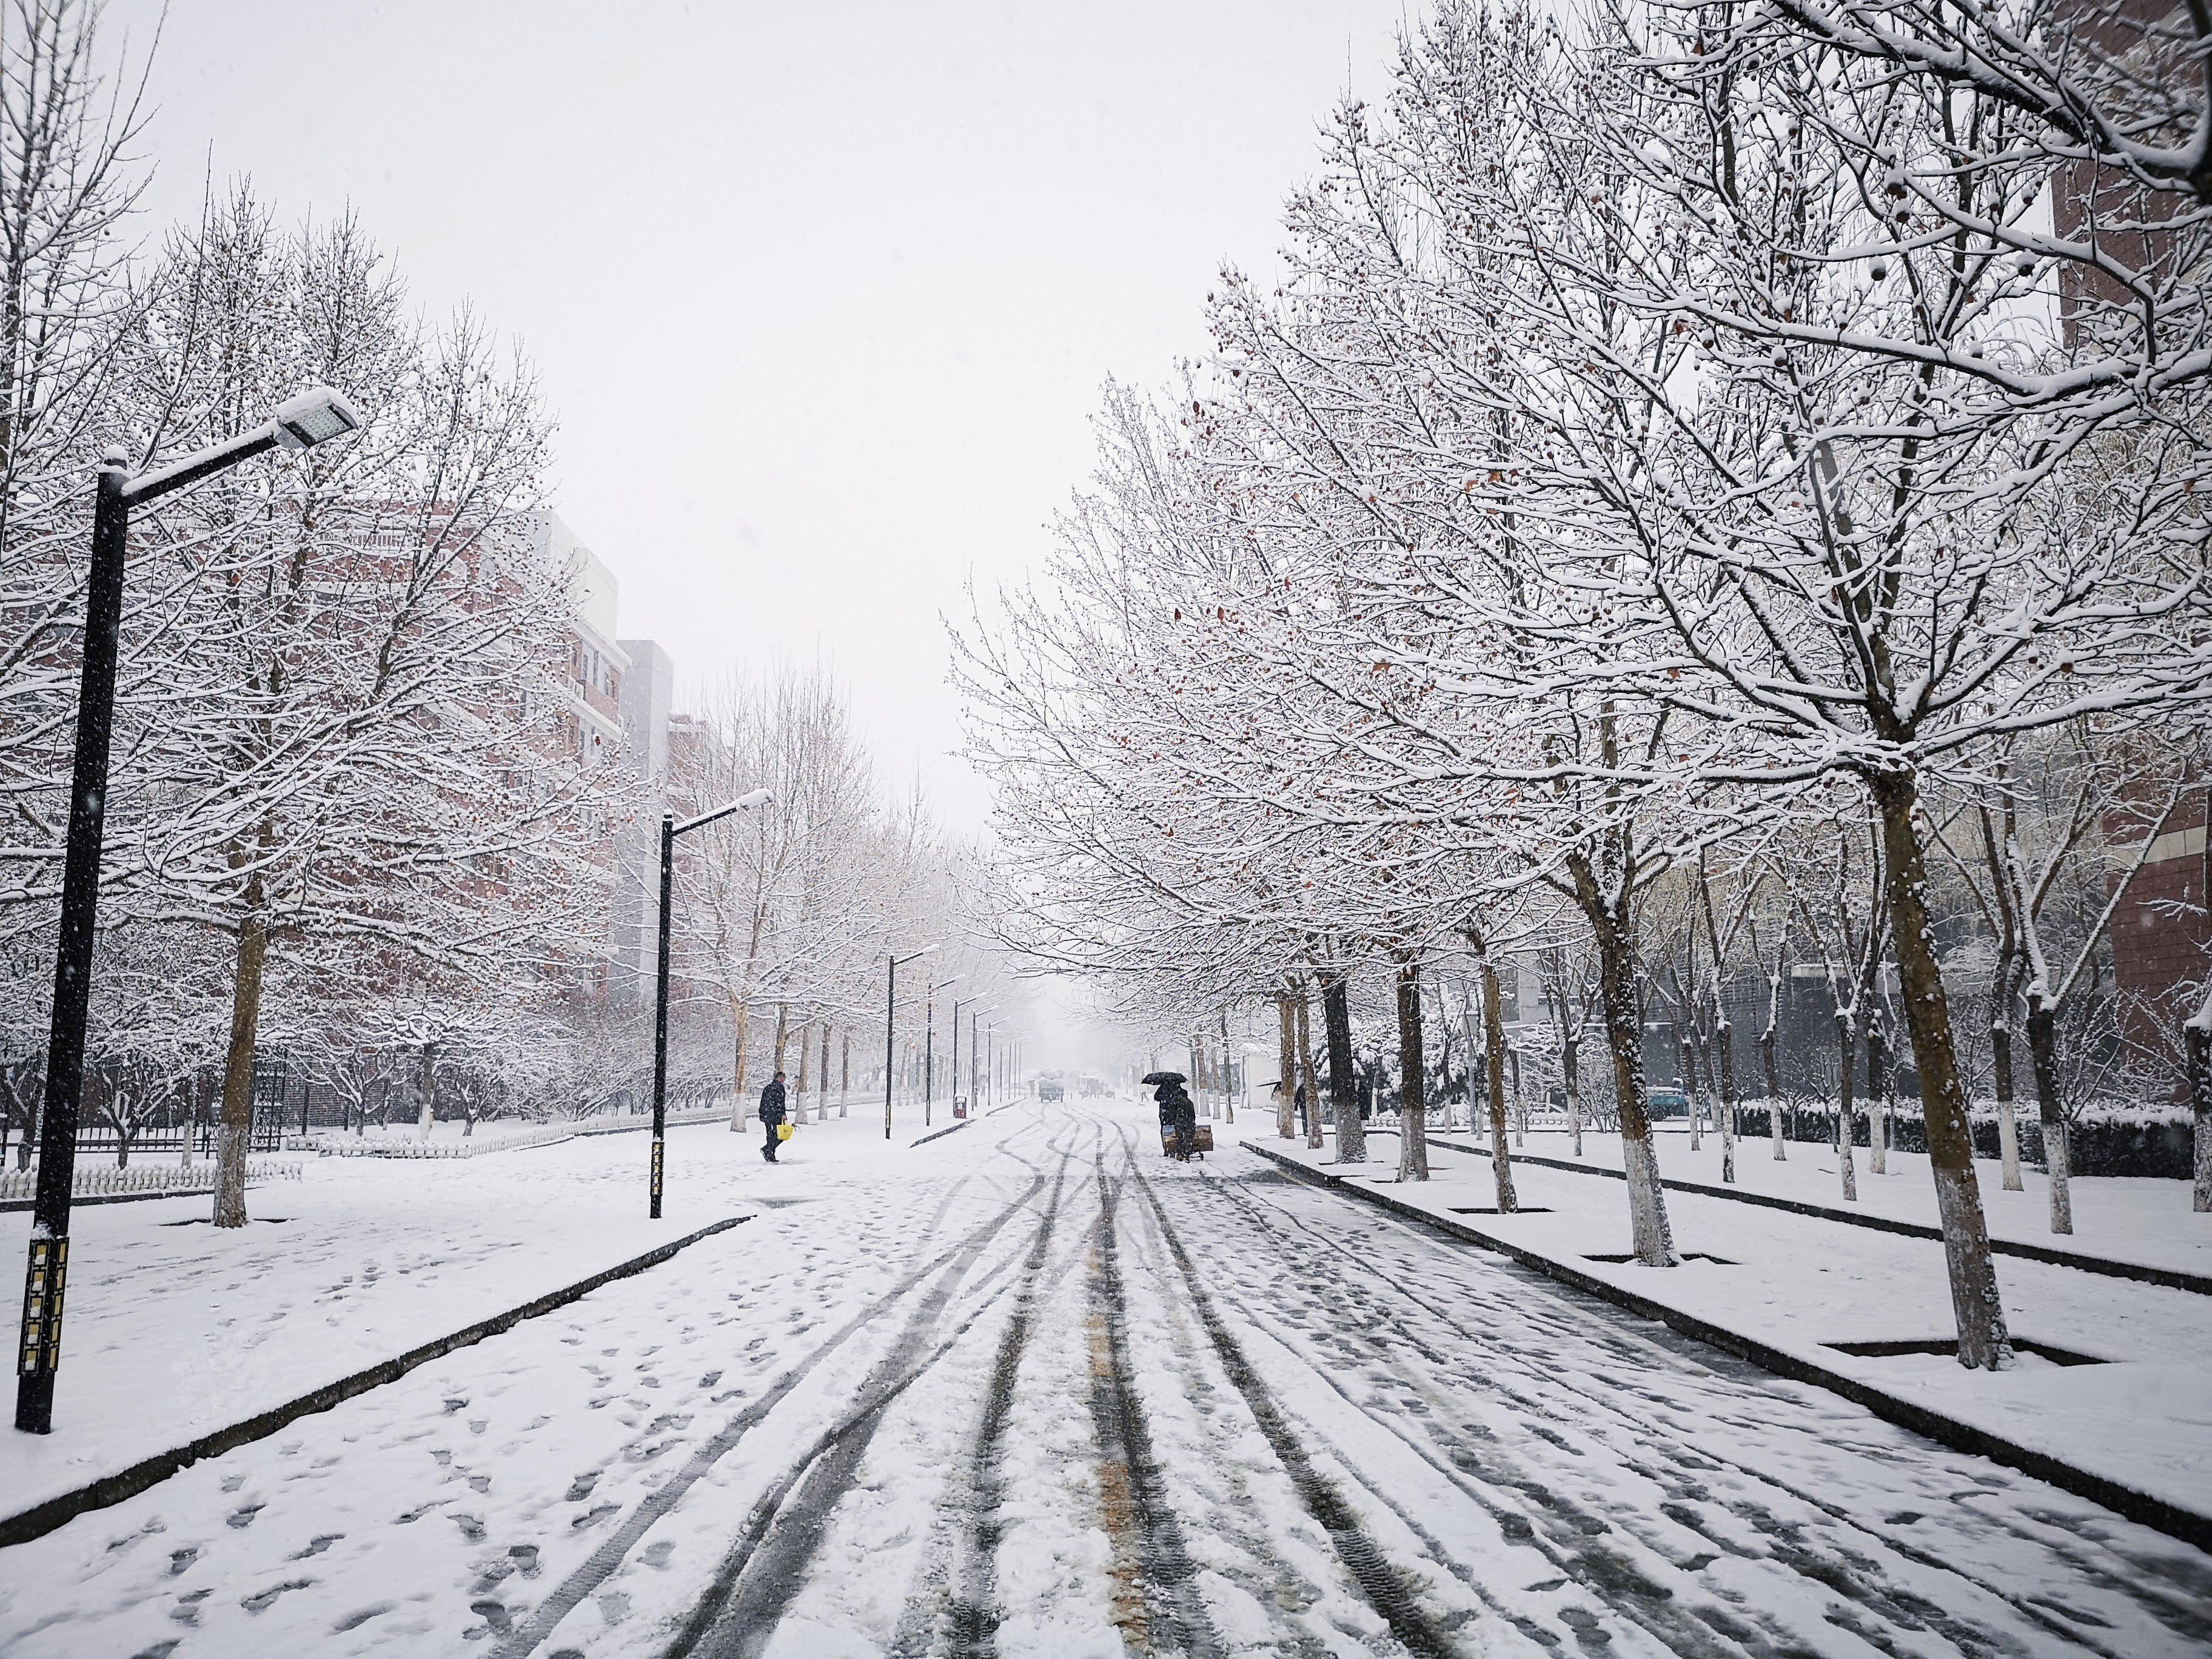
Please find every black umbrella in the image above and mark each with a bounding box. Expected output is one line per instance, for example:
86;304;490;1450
1141;1071;1186;1087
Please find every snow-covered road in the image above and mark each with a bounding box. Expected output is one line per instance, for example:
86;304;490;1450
4;1098;2207;1657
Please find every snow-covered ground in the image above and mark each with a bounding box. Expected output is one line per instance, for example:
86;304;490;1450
1263;1126;2212;1527
2;1098;2207;1657
0;1118;769;1524
1469;1125;2211;1278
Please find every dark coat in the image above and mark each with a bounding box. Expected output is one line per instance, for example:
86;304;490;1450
758;1081;788;1125
1166;1091;1198;1134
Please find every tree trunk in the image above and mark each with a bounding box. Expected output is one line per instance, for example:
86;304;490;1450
1681;1031;1703;1152
773;1003;789;1079
1834;1009;1859;1201
1761;991;1786;1161
416;1041;438;1139
1295;989;1322;1151
1713;1015;1738;1184
1480;959;1518;1212
1276;992;1296;1139
840;1030;850;1118
1510;1045;1524;1148
795;1016;813;1123
2024;997;2073;1235
728;993;752;1131
819;1024;832;1127
212;895;268;1230
1322;968;1364;1162
1396;962;1429;1181
1586;889;1677;1265
1871;772;2012;1368
2188;1002;2212;1213
1563;1026;1583;1158
1866;1017;1888;1176
1222;1013;1235;1123
1991;960;2023;1190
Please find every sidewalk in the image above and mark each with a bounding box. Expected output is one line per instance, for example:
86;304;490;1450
1239;1128;2212;1549
0;1122;749;1530
0;1105;988;1536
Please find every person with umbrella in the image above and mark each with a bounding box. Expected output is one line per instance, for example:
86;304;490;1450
1144;1070;1198;1161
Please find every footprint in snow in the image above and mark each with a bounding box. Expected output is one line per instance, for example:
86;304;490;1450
240;1578;313;1614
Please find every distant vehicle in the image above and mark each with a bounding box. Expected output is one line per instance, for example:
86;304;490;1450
1645;1087;1690;1119
1079;1076;1106;1097
1038;1079;1065;1102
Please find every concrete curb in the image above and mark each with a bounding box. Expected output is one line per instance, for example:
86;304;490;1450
0;1215;752;1551
1243;1141;2212;1557
911;1119;975;1147
1413;1134;2212;1298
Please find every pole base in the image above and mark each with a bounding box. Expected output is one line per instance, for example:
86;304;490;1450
15;1372;53;1435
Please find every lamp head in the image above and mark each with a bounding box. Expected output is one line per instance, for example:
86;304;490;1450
270;387;367;451
732;788;773;811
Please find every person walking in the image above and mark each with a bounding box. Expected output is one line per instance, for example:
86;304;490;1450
1167;1084;1199;1161
759;1070;788;1162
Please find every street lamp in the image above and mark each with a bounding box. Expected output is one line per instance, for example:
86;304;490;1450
15;390;367;1438
651;788;771;1218
981;1019;1005;1113
951;996;986;1121
883;945;937;1139
965;1004;997;1119
923;974;961;1127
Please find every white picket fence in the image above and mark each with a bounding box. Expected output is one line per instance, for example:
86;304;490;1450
0;1159;302;1205
284;1106;728;1161
287;1124;574;1159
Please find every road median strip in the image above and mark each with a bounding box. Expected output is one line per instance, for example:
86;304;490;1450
1241;1139;2212;1557
0;1214;752;1551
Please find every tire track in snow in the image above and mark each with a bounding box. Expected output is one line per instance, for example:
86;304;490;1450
888;1118;1100;1658
666;1134;1078;1658
1201;1147;2208;1657
1105;1135;1405;1657
489;1168;1010;1659
1118;1130;1461;1659
1087;1161;1222;1659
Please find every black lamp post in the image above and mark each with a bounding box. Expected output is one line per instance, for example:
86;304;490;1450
649;788;771;1218
922;975;960;1128
882;947;936;1139
15;390;367;1437
981;1019;1004;1113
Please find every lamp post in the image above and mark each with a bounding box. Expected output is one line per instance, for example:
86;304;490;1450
15;390;367;1438
923;975;960;1127
967;1005;997;1118
883;946;936;1139
651;788;772;1218
982;1019;1005;1113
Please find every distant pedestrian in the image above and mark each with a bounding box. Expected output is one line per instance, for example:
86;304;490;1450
759;1071;788;1162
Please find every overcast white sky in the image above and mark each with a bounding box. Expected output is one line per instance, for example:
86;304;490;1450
107;1;1410;831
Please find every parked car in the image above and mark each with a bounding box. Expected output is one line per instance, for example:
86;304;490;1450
1645;1087;1691;1118
1038;1079;1065;1102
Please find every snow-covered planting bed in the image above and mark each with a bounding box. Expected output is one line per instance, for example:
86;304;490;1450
1472;1127;2212;1280
1243;1129;2212;1530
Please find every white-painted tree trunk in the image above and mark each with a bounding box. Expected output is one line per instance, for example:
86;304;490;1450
1996;1098;2022;1192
